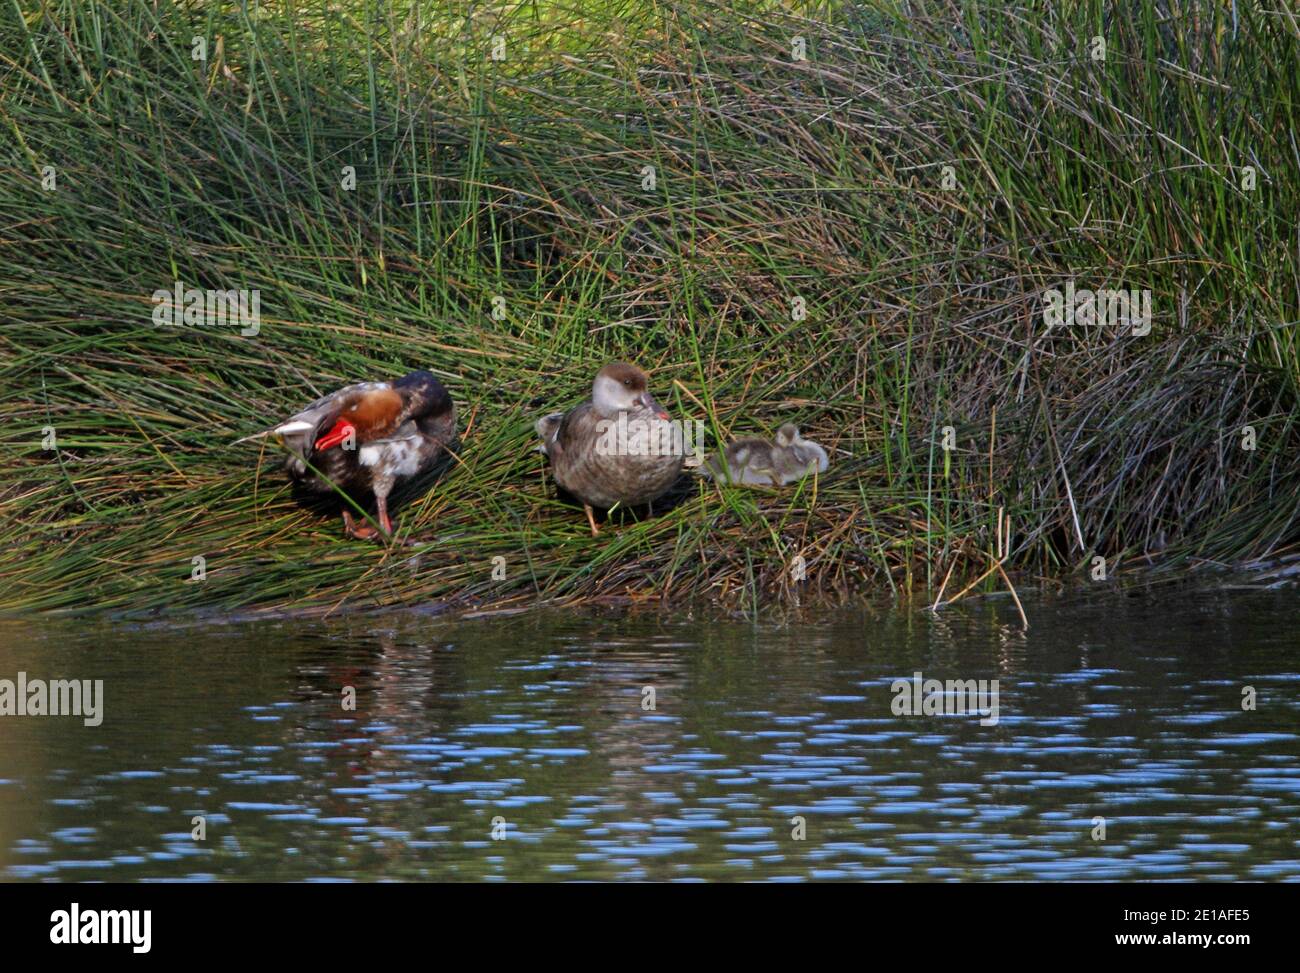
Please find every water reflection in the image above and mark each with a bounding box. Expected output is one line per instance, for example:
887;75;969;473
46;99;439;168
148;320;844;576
1;587;1298;881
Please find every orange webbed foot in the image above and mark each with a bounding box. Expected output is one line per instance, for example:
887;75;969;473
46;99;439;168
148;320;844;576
342;509;381;540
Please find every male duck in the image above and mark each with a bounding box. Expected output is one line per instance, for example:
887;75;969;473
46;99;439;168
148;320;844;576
705;422;829;487
243;370;455;538
535;362;683;535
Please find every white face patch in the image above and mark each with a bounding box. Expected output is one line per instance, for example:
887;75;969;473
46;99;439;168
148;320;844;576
593;374;639;415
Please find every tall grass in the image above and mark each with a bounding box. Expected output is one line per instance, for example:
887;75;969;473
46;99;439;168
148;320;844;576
2;0;1298;616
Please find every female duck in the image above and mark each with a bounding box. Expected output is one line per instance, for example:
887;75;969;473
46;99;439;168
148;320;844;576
535;362;683;535
245;370;455;538
705;423;829;487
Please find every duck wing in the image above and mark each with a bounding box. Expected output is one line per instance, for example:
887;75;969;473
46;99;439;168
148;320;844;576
777;440;829;483
234;381;389;452
292;384;393;461
537;401;598;460
557;402;605;457
706;438;771;484
791;440;830;474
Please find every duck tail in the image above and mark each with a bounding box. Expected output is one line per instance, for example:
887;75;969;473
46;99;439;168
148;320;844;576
534;412;564;454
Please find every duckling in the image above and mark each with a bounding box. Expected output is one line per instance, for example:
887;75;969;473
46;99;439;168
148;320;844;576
705;423;829;487
240;370;455;539
535;362;683;535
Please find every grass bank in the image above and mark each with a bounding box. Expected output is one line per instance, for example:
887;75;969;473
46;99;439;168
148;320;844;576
3;0;1299;616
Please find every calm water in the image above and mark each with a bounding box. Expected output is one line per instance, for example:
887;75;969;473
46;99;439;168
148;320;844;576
2;586;1298;881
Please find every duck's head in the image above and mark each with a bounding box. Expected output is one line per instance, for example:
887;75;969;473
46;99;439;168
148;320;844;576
774;423;801;448
592;362;669;419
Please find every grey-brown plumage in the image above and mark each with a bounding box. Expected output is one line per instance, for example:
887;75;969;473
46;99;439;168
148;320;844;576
242;370;455;538
535;362;683;535
704;423;829;487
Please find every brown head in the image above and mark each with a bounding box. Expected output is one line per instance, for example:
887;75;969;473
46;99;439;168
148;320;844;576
592;361;669;419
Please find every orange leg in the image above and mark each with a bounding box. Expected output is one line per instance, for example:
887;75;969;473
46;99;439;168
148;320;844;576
584;504;600;537
342;508;379;540
376;494;394;536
